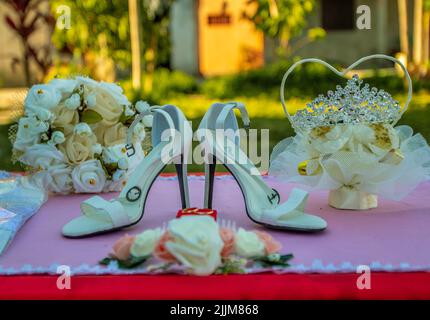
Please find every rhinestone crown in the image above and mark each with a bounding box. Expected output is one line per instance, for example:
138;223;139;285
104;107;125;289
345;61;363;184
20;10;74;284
292;74;401;130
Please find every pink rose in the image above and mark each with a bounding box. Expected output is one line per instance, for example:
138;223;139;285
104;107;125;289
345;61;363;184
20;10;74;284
153;232;177;263
219;228;235;258
112;234;135;260
253;230;282;254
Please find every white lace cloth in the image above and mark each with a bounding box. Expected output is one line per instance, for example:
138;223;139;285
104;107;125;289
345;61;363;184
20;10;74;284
270;125;430;200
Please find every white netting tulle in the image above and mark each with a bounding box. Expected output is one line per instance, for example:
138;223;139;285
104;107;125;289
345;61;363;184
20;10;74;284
269;125;430;200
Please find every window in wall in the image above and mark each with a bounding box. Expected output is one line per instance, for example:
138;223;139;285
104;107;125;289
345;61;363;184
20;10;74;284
321;0;355;30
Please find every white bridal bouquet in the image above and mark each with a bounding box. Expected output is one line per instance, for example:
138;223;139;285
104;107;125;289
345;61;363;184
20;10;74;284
270;56;430;210
10;76;153;194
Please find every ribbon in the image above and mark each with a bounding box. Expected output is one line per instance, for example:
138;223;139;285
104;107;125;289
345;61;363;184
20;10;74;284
379;148;404;165
298;159;322;176
176;208;218;221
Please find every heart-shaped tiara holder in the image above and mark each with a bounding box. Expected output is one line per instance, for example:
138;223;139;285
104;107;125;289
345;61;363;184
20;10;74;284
280;54;412;136
277;54;413;210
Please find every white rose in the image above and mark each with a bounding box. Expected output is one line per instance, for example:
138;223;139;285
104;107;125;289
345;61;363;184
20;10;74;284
49;78;78;96
93;123;127;147
308;125;353;155
84;93;97;108
112;169;126;182
166;216;224;275
135;101;153;127
117;158;129;170
99;81;130;106
369;124;400;154
142;115;153;128
103;178;126;192
13;116;49;151
74;123;92;136
45;164;73;194
25;84;61;111
19;144;65;170
102;146;121;164
49;131;65;145
135;101;150;114
132;122;146;142
34;108;53;122
77;77;128;126
234;228;265;258
76;76;98;87
51;103;79;135
92;143;103;155
130;229;162;258
65;93;81;110
351;125;375;145
102;143;144;173
102;144;131;162
71;160;106;193
58;131;97;164
40;132;49;141
124;105;135;117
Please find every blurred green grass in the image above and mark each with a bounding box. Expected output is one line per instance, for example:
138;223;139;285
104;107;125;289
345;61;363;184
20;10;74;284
2;61;429;172
1;92;429;173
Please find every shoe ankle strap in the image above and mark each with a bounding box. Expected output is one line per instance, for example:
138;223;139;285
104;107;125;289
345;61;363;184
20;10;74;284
215;102;250;131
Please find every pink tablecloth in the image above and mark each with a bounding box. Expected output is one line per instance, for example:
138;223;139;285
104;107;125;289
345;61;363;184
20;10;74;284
0;175;429;275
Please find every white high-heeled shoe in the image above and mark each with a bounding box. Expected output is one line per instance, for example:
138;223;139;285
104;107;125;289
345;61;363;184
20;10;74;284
197;102;327;232
62;105;192;238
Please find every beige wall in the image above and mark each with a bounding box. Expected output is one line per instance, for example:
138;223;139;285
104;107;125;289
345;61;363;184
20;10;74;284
293;0;411;65
197;0;264;76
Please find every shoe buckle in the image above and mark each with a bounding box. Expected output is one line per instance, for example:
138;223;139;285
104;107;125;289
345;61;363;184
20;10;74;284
267;189;280;204
125;144;135;157
126;186;142;202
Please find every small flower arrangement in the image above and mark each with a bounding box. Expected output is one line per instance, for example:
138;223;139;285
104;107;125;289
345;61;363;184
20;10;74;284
10;77;153;194
100;215;293;276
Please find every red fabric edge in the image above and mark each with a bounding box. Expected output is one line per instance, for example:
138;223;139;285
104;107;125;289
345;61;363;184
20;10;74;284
1;272;429;300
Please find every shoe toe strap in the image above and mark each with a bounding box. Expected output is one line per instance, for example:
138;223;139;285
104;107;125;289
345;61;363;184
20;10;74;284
262;188;309;222
81;196;130;227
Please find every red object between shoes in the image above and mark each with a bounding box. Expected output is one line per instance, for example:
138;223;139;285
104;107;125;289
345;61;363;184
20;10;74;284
176;208;218;221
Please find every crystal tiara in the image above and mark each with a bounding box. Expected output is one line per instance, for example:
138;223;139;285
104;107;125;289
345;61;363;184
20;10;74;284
291;74;401;130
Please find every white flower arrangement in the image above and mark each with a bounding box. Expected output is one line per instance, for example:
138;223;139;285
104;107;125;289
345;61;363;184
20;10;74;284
100;215;292;276
11;76;153;194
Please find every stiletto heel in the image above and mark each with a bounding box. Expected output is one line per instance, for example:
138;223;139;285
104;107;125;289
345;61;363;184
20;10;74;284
204;155;216;209
175;155;190;209
62;105;192;238
197;102;327;232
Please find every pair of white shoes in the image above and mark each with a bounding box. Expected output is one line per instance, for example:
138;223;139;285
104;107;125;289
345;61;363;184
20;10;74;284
62;103;327;238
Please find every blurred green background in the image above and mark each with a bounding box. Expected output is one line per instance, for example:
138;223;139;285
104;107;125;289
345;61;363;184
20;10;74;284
1;0;429;172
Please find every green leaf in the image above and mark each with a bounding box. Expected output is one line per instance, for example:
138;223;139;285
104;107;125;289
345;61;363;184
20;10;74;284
254;253;294;268
81;109;103;124
99;257;114;266
117;255;149;269
280;254;294;262
307;27;326;41
99;255;149;269
215;258;246;275
119;111;134;126
103;162;118;176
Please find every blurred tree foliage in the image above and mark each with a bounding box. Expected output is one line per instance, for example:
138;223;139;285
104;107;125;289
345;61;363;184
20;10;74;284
245;0;325;56
49;0;174;83
2;0;55;85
